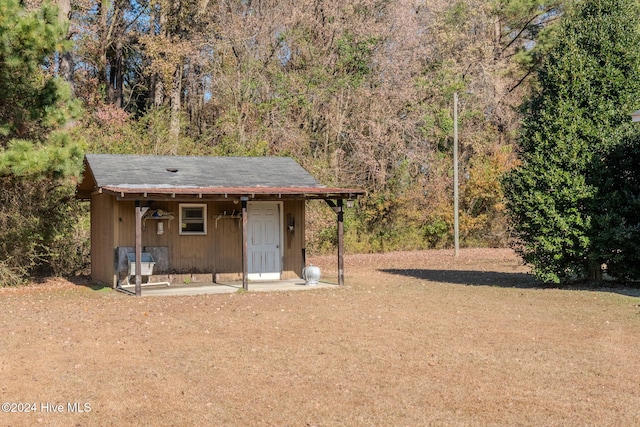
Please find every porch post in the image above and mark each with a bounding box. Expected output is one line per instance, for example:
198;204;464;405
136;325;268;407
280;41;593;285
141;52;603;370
337;199;344;286
135;201;143;297
241;197;249;291
325;199;345;286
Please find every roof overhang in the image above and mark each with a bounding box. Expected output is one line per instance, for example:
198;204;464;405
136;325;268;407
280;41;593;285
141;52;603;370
79;185;365;201
76;154;366;201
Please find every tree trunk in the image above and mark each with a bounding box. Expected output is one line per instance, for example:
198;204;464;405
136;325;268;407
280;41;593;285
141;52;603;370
57;0;74;90
152;74;165;108
110;38;124;107
589;266;603;281
186;61;204;136
151;3;165;108
99;0;109;101
170;63;183;140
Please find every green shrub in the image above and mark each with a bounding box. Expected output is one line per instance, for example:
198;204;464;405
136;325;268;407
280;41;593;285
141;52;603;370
0;178;89;285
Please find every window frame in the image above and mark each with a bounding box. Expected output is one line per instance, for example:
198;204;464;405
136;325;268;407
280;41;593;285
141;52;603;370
179;203;207;235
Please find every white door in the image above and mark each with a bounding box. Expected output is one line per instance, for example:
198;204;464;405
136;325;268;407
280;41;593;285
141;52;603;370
248;202;282;280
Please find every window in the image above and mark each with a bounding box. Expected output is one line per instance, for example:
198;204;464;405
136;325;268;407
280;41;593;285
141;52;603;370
179;204;207;235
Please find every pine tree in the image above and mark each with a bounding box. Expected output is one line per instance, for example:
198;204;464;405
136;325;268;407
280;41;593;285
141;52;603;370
502;0;640;283
0;0;86;284
0;0;83;178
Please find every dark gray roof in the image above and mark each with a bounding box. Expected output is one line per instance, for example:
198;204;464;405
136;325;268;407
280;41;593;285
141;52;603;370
85;154;321;188
79;154;365;200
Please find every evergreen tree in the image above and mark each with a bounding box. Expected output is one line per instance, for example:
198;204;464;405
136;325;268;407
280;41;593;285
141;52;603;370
502;0;640;283
592;133;640;281
0;0;83;177
0;0;86;284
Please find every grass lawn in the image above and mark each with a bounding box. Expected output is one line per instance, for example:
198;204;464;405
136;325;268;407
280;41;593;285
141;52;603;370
1;249;639;426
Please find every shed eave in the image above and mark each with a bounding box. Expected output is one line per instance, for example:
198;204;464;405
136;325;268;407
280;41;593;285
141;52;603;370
95;185;365;200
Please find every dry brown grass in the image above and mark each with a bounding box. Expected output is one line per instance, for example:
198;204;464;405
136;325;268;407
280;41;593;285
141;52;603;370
1;248;640;426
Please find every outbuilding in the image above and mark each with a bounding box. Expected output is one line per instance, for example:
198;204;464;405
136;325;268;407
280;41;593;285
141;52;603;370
76;154;364;295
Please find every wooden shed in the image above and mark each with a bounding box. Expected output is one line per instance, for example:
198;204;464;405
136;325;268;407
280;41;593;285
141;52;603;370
76;154;364;295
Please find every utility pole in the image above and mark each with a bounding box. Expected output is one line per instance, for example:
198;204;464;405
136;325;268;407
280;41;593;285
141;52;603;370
453;92;460;257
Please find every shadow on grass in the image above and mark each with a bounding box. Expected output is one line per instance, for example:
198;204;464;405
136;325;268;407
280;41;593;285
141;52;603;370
381;268;540;288
380;269;640;298
63;275;112;292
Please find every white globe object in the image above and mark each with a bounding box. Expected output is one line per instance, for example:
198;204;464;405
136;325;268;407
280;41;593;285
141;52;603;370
302;265;321;286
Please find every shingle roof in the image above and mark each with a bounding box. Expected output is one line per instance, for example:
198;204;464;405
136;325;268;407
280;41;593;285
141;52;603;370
78;154;364;200
86;154;322;188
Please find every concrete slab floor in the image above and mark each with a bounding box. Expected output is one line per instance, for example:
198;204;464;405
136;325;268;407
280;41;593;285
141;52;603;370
117;279;339;296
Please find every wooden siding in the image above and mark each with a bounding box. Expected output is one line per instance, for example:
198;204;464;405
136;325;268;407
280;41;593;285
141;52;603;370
282;200;305;279
92;199;305;282
90;193;117;286
117;201;135;247
213;201;242;274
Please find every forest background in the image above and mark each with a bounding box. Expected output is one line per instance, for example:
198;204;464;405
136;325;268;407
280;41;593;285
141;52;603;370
1;0;572;283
